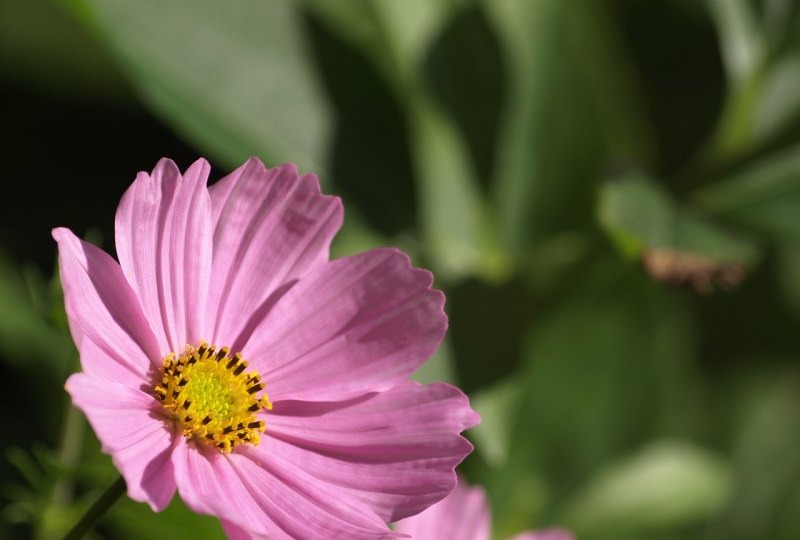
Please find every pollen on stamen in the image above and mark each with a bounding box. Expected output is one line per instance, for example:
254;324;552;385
154;341;272;453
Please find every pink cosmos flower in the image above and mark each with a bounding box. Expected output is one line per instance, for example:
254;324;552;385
55;157;479;539
394;478;574;540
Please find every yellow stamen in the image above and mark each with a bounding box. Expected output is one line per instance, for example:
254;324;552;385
154;341;272;453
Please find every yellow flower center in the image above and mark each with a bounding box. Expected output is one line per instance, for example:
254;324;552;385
154;342;272;453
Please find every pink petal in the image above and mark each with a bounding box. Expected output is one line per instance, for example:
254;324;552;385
220;520;253;540
52;227;160;379
394;479;491;540
65;373;176;511
171;440;395;539
206;158;342;349
115;158;213;354
242;248;447;401
262;382;479;522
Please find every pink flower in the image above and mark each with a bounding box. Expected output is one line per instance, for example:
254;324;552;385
394;478;574;540
55;157;479;539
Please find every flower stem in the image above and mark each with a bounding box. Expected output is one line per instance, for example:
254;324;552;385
62;476;126;540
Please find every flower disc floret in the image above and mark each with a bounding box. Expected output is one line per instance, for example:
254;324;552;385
155;341;272;453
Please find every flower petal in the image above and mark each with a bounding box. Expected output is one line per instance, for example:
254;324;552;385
52;227;160;379
262;382;479;522
242;248;447;401
220;520;252;540
115;158;213;354
171;440;394;539
65;373;176;511
394;479;491;540
206;158;342;349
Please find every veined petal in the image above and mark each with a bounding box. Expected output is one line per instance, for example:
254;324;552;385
242;248;447;401
394;479;491;540
172;440;395;539
263;382;479;522
53;227;160;378
65;373;176;511
115;158;213;354
207;158;342;349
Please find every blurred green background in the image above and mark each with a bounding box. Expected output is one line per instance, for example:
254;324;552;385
2;0;800;538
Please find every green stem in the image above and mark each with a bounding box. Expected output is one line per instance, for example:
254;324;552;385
62;476;126;540
51;401;86;508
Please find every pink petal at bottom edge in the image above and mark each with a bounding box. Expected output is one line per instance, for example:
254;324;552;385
65;373;177;511
393;480;490;540
262;381;479;523
171;438;398;539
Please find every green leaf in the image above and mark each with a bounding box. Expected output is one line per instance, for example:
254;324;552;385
307;0;460;89
700;363;800;539
561;440;733;537
84;0;332;171
486;258;705;532
109;496;225;540
484;0;653;255
412;336;457;386
308;0;493;280
695;145;800;239
754;53;800;141
600;174;758;265
0;251;72;378
409;94;487;279
706;0;766;84
470;376;522;468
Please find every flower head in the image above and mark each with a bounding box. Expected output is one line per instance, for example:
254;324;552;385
394;478;573;540
55;157;478;538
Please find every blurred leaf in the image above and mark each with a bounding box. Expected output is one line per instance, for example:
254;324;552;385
329;207;390;261
308;0;492;280
600;174;758;265
695;145;800;239
702;0;800;161
109;496;225;540
484;0;653;256
706;0;766;84
0;0;127;99
470;377;522;468
0;251;72;378
409;95;487;279
3;444;87;540
707;365;800;540
704;0;766;158
412;336;457;386
754;53;800;141
84;0;331;171
487;257;705;532
307;0;460;89
561;440;733;537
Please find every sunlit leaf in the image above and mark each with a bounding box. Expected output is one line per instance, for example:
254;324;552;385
561;440;733;537
707;0;766;84
600;175;759;281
